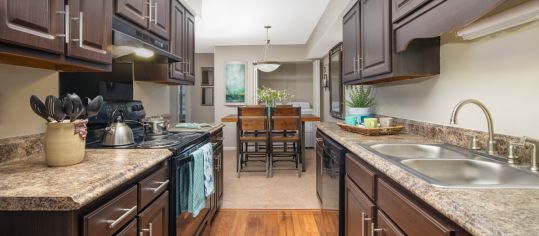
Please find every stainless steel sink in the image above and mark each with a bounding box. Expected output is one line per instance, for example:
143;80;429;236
368;143;465;159
362;143;539;189
401;159;539;188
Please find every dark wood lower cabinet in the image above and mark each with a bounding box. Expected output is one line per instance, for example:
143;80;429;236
340;150;471;236
344;176;375;236
116;219;138;236
138;191;169;236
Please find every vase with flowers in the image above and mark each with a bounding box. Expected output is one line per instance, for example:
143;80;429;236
257;87;293;108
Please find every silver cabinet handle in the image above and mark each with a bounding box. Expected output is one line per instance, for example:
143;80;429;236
371;222;382;236
145;0;156;23
149;180;169;193
357;55;363;72
107;205;137;229
153;1;158;25
361;212;372;236
56;5;69;43
141;222;153;236
72;11;107;54
353;56;357;74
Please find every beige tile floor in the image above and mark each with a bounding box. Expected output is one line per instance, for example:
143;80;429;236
221;149;321;209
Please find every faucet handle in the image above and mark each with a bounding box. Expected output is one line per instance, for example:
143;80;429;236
464;134;481;150
522;136;538;172
507;141;525;165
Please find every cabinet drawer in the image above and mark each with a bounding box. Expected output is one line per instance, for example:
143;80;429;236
345;153;376;200
138;164;169;210
376;210;405;236
84;186;138;236
377;179;454;236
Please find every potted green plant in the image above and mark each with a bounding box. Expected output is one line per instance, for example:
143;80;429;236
257;87;293;107
346;85;375;117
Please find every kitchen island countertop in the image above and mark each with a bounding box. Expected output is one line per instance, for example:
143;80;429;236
0;149;172;211
317;122;539;236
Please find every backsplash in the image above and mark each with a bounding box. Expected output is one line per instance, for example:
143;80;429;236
0;133;44;164
384;116;536;165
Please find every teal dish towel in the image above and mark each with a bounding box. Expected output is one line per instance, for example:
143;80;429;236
188;148;206;217
201;143;215;197
175;123;211;129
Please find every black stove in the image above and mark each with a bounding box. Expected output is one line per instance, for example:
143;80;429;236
86;100;208;153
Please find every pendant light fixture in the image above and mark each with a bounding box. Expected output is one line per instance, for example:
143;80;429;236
253;26;281;72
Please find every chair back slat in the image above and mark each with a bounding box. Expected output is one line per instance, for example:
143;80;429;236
240;116;267;131
270;107;301;131
239;106;266;116
273;107;300;116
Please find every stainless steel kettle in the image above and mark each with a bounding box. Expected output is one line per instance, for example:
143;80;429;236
103;109;134;146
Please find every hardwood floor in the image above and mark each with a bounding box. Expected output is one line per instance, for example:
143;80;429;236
210;209;338;236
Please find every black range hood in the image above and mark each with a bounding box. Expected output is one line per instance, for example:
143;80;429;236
112;17;181;64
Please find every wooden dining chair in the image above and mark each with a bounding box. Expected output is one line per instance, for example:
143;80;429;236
236;107;270;177
269;107;302;177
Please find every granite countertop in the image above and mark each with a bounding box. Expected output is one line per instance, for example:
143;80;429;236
168;123;225;134
0;149;172;211
317;122;539;236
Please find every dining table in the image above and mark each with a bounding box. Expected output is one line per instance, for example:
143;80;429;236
221;114;321;172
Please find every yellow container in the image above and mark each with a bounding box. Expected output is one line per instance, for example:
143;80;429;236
45;121;86;167
364;118;379;129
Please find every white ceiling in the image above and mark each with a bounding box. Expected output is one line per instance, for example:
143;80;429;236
195;0;330;53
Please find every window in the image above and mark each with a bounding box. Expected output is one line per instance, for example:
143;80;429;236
201;67;214;106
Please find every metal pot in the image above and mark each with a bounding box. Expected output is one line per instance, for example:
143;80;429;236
103;109;134;146
143;117;169;135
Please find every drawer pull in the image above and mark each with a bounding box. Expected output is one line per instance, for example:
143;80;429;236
371;222;382;236
107;205;137;229
361;212;372;236
148;180;170;193
141;222;153;236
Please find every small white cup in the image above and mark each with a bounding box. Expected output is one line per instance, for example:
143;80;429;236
379;117;394;128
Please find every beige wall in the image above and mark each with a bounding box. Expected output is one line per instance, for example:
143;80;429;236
214;45;308;148
133;81;170;117
375;21;539;139
259;63;314;104
0;64;59;139
190;53;215;123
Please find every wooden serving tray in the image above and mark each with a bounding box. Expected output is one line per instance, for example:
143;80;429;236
337;122;404;136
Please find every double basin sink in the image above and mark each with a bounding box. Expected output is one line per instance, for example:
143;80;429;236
362;143;539;189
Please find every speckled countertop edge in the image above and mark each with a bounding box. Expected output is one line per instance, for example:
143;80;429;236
317;123;539;236
0;149;172;211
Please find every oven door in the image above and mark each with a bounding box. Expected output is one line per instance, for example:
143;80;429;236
172;142;211;236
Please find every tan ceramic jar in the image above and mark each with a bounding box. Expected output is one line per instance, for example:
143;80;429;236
44;121;86;167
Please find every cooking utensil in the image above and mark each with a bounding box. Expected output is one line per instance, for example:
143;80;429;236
85;96;103;118
102;109;134;146
143;116;169;135
30;95;52;122
45;95;65;122
63;93;84;122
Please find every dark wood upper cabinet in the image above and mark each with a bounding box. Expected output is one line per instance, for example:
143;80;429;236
148;0;170;40
116;0;148;28
138;191;169;236
170;0;186;80
342;1;360;83
360;0;391;78
0;0;65;54
392;0;432;22
185;10;195;81
67;0;112;64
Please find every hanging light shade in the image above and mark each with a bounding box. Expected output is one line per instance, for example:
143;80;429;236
253;26;280;72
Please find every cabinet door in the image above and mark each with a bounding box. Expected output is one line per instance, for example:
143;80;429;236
345;176;375;236
116;0;148;28
115;219;138;236
392;0;431;22
342;1;360;83
67;0;112;64
0;0;65;54
185;11;195;82
138;191;169;236
361;0;391;77
375;210;406;236
148;0;169;40
170;0;186;80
